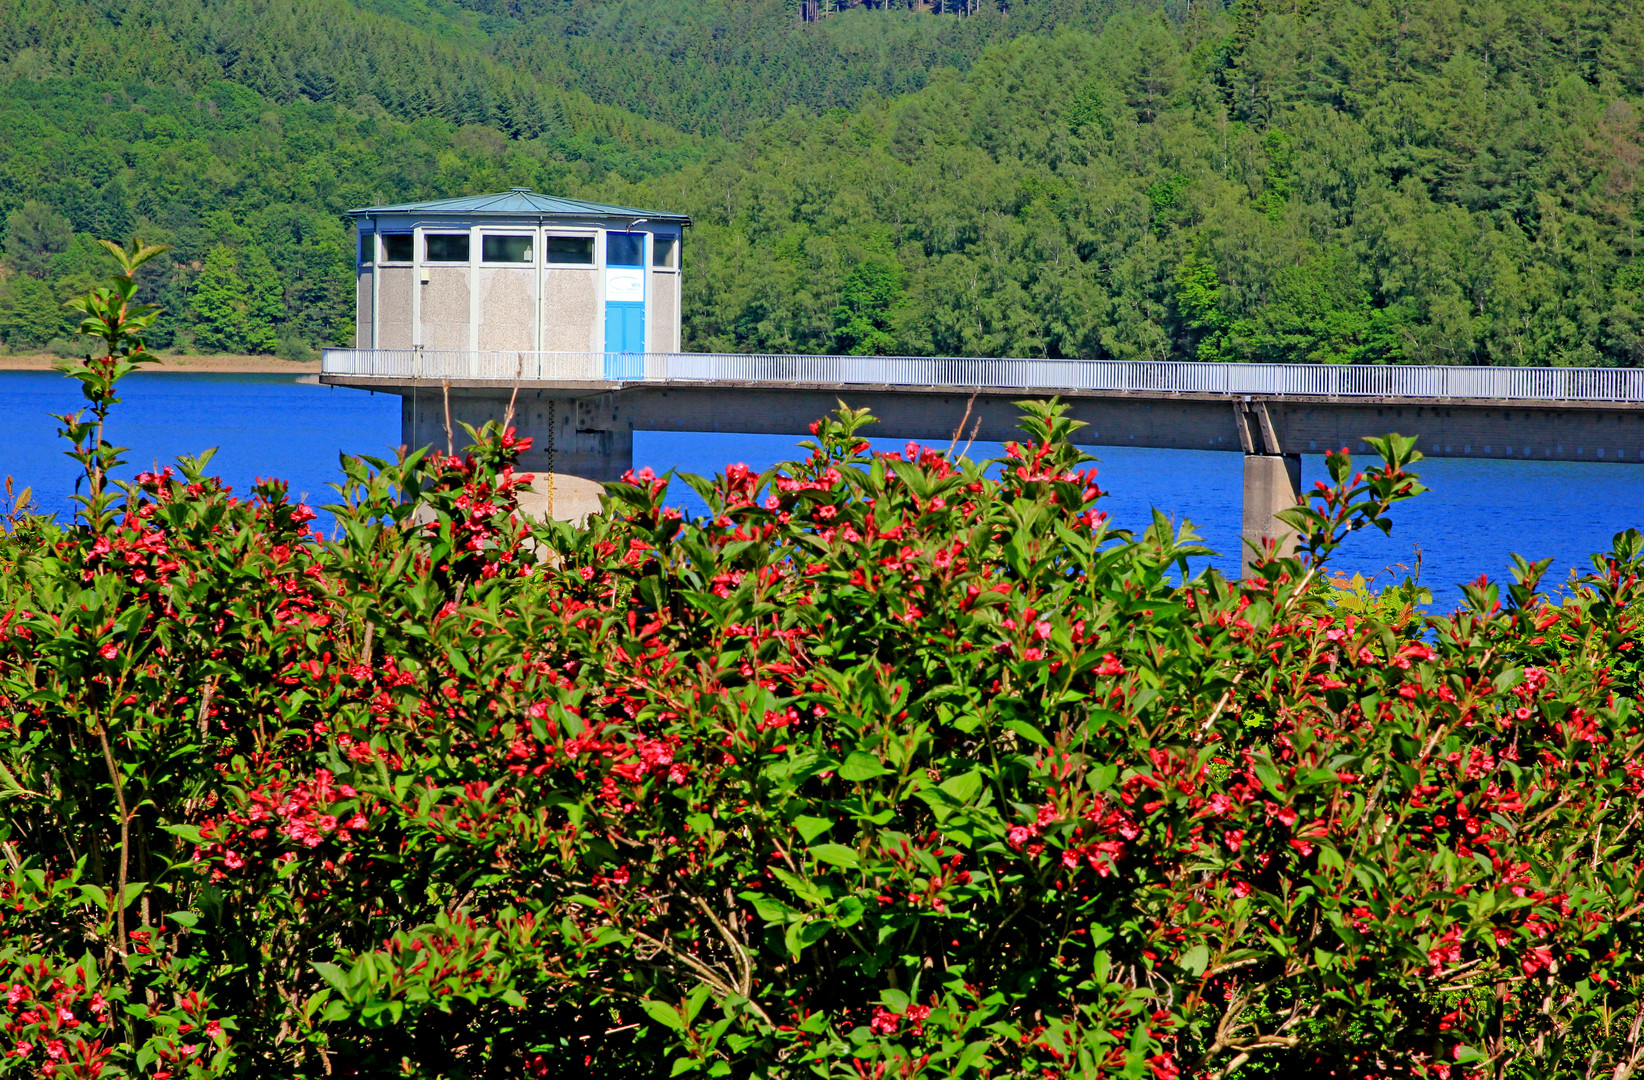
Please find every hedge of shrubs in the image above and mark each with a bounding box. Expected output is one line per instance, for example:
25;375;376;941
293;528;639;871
4;251;1644;1078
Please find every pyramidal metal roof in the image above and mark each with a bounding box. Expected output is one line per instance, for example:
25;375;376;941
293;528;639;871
347;188;690;224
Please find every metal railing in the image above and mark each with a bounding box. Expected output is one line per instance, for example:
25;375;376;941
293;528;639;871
319;349;1644;404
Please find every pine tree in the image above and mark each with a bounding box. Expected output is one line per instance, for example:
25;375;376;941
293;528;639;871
3;202;73;280
239;244;282;354
191;245;251;353
94;181;134;241
0;276;67;347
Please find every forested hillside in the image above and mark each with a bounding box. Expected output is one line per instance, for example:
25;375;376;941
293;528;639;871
0;0;703;355
616;1;1644;365
0;0;1102;356
3;0;1644;365
483;0;1123;136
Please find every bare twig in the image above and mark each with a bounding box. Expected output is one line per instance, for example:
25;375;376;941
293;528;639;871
503;354;524;432
632;929;774;1025
687;894;753;996
957;413;982;462
945;393;977;459
196;676;217;743
95;722;131;959
442;379;454;457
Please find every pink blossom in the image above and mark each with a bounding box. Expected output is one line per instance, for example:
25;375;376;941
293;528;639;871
1522;946;1554;976
869;1007;899;1035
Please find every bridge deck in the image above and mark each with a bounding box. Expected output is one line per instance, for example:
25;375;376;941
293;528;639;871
320;349;1644;408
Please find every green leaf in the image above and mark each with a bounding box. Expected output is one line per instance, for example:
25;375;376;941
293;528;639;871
880;988;910;1013
793;815;835;843
1178;943;1209;976
784;918;832;957
838;752;889;782
641;999;687;1032
746;894;799;924
938;769;984;805
955;1039;992;1072
810;843;861;868
770;866;826;904
1003;719;1050;747
312;962;351;997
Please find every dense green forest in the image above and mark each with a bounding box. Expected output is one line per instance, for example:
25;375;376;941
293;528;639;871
615;0;1644;364
483;0;1124;136
2;0;1644;364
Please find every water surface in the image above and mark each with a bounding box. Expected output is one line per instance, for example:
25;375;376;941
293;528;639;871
2;371;1638;611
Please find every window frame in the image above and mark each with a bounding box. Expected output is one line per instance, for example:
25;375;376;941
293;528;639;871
544;232;597;268
423;231;472;264
358;231;375;266
379;233;414;265
651;233;680;271
479;232;536;266
605;230;647;269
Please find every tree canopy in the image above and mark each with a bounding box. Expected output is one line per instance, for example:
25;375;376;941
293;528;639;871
2;0;1643;364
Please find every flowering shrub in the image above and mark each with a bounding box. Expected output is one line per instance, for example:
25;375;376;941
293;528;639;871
2;250;1644;1077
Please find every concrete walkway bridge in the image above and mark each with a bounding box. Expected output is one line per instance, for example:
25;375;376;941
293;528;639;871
321;348;1644;573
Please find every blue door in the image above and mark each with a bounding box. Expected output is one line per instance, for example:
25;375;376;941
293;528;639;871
604;232;646;379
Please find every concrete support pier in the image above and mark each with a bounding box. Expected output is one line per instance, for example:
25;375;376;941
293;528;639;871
1240;454;1302;577
403;389;632;524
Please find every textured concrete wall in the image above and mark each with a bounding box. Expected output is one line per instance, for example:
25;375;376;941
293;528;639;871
421;268;470;352
377;268;413;349
608;387;1243;450
1283;403;1644;462
511;388;1644;466
651;273;680;352
542;270;598;352
355;269;372;347
342;379;1644;469
478;268;535;351
402;390;629;522
1241;455;1302;575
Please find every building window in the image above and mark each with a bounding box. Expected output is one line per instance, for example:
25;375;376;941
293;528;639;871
482;235;533;263
380;233;413;263
358;233;375;265
607;231;645;268
652;235;678;269
425;233;470;262
546;236;594;265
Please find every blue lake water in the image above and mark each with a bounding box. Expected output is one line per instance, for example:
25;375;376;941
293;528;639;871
1;370;1639;611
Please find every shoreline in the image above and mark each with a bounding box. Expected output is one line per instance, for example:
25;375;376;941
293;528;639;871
0;354;322;375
